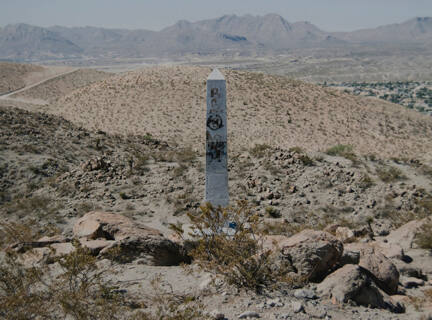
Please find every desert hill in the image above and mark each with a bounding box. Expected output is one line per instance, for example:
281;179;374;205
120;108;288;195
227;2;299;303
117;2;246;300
46;66;432;160
10;68;111;103
0;62;44;94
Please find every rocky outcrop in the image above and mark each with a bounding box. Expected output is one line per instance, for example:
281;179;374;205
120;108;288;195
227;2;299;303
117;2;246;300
264;230;343;281
73;211;189;265
343;243;400;294
13;211;189;266
317;264;404;313
385;216;432;250
358;247;400;295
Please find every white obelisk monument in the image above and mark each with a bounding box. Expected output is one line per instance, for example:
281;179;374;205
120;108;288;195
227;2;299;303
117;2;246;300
205;69;229;207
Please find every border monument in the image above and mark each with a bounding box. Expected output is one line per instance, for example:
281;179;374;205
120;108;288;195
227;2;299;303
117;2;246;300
205;69;229;207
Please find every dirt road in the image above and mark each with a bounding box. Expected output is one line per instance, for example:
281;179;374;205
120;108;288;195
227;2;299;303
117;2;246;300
0;68;78;104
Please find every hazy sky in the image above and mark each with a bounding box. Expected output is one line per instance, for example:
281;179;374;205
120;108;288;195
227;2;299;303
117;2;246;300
1;0;432;32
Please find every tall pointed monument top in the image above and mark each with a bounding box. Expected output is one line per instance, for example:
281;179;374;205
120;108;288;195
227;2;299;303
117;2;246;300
208;68;225;80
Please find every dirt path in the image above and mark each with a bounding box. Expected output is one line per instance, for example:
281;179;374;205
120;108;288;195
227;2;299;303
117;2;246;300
0;68;78;104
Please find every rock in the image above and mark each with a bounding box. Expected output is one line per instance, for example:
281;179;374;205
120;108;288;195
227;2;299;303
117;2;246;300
9;234;69;253
50;242;75;256
238;311;260;319
317;265;404;313
335;227;356;243
344;241;405;261
358;247;400;295
264;230;343;281
292;301;304;313
20;247;51;265
20;242;74;266
199;275;214;291
73;211;162;240
385;217;432;250
74;211;188;265
340;250;360;265
266;298;284;307
400;276;425;288
81;156;109;171
293;289;317;299
398;266;426;279
377;242;405;261
210;310;225;320
79;239;115;255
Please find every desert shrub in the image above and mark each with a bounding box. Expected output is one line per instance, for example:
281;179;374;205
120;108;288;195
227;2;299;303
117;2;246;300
299;154;314;166
326;144;353;156
0;220;59;248
261;222;305;237
3;195;59;218
0;243;125;320
263;160;282;175
419;164;432;178
54;243;124;319
325;144;358;164
175;201;302;293
131;153;150;174
76;202;102;217
0;253;50;320
415;195;432;215
376;166;406;183
250;144;271;158
175;147;197;163
289;146;304;154
357;173;375;190
380;210;425;229
133;276;205;320
265;206;281;218
172;164;187;178
119;192;130;200
415;222;432;249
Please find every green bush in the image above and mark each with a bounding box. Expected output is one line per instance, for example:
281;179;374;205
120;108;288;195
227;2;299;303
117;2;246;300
174;201;302;293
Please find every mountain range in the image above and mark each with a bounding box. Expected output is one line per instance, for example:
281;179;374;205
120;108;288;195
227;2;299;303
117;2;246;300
1;14;432;61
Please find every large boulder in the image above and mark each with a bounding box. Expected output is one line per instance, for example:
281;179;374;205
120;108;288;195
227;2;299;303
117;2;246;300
317;264;404;313
73;211;189;265
344;241;405;261
358;247;400;295
385;217;432;250
264;230;343;281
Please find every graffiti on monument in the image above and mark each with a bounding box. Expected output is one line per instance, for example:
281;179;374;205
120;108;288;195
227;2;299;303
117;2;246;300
211;88;220;98
207;114;223;130
206;132;226;163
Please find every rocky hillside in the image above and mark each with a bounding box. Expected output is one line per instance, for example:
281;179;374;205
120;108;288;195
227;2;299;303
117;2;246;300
2;15;432;62
0;23;82;61
47;66;432;160
2;105;432;318
336;17;432;44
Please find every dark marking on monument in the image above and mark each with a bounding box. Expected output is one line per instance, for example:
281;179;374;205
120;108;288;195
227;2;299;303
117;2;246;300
206;133;226;162
211;88;220;98
207;114;223;130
